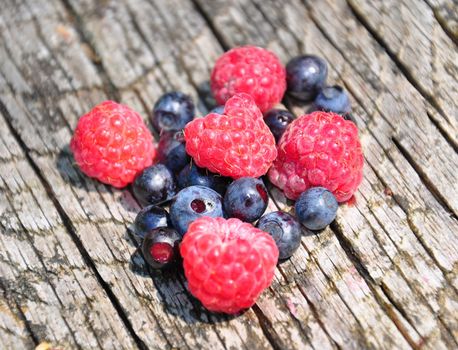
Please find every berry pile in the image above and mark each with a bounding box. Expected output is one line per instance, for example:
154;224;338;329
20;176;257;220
70;47;363;315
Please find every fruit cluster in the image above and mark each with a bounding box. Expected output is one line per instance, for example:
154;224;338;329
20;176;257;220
70;46;363;314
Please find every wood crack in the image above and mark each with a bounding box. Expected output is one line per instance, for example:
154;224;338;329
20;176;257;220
299;240;376;349
59;0;120;101
302;2;458;219
336;78;458;292
294;284;342;350
2;176;106;348
0;281;39;346
0;98;146;350
2;1;456;348
423;0;458;45
362;148;458;293
155;9;339;343
391;137;457;219
189;0;230;51
356;190;458;331
110;7;258;347
251;305;287;350
329;223;424;350
344;0;458;152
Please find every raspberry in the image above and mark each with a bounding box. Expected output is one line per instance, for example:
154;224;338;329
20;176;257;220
70;100;156;188
210;46;286;112
268;111;363;202
180;217;278;314
184;93;277;179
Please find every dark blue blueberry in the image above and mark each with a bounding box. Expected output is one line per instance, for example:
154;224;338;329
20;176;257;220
210;105;224;114
151;92;195;132
314;85;351;115
142;227;181;269
170;186;224;235
134;205;171;239
224;177;268;223
157;130;190;173
286;55;328;101
133;164;177;206
257;211;302;260
295;187;338;230
178;163;230;195
264;109;295;142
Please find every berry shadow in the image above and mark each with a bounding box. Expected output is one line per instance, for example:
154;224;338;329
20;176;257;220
197;80;218;111
56;145;99;191
57;145;238;324
302;226;324;236
124;226;141;249
282;94;312;113
129;245;240;325
56;145;146;216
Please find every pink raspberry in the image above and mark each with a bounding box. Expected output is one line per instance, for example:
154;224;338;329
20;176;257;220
180;217;278;314
70;101;156;188
268;111;364;202
184;93;277;179
210;46;286;113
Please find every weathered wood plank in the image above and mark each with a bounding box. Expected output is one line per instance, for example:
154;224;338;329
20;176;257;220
306;0;458;216
347;0;458;148
194;0;458;348
0;115;137;349
115;1;418;348
1;0;281;348
299;0;458;265
1;0;457;349
60;0;339;348
257;199;338;350
424;0;458;43
0;289;35;350
193;2;422;348
238;0;458;270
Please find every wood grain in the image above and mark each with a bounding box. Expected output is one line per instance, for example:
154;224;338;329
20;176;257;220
0;0;457;349
0;106;137;348
194;0;458;348
347;0;458;148
425;0;458;43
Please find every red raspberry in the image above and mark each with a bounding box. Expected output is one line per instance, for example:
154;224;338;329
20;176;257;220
210;46;286;113
70;101;156;188
184;93;277;179
180;217;278;314
269;111;364;202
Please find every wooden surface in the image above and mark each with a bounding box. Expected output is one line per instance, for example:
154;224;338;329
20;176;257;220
0;0;457;349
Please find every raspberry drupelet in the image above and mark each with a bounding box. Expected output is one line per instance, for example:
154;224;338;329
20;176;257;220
268;111;364;202
70;100;156;188
184;93;277;179
210;46;286;112
180;216;279;314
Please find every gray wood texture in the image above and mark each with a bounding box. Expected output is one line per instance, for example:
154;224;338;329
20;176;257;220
0;0;457;349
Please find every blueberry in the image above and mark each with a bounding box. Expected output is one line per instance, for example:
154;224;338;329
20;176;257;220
264;109;294;142
134;205;171;239
142;227;181;269
210;105;224;114
257;211;302;260
286;55;328;101
224;177;268;222
157;130;190;173
295;187;338;230
314;85;351;115
178;163;230;195
133;164;177;206
170;186;224;235
151;92;195;132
